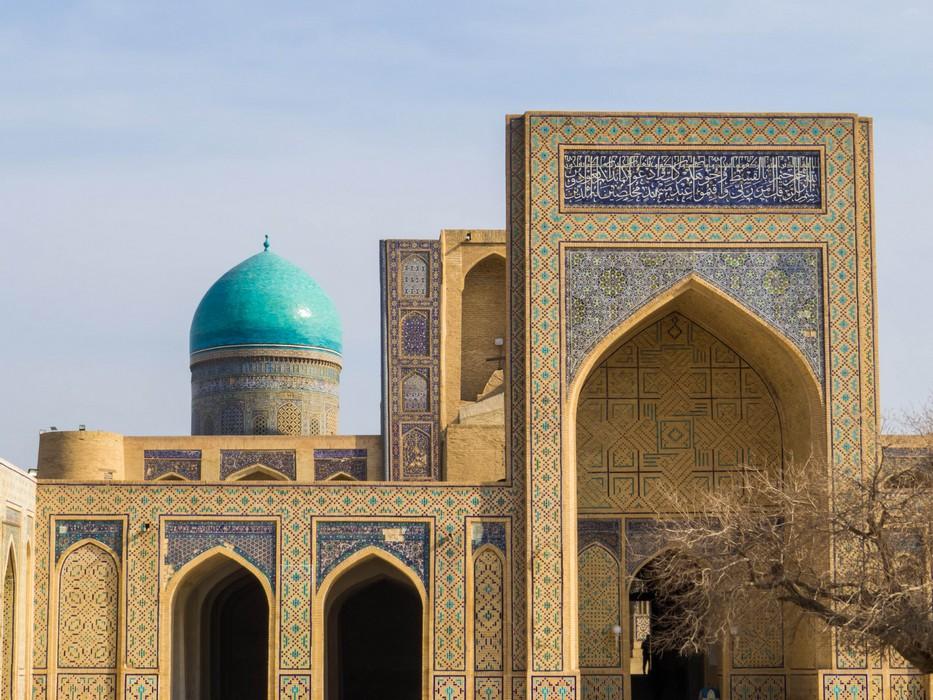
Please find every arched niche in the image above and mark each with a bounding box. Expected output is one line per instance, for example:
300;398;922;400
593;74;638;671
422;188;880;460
460;254;507;402
2;544;15;700
314;549;428;700
160;548;274;700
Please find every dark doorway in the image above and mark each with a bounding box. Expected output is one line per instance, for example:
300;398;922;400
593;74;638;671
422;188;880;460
630;562;715;700
327;569;422;700
210;570;269;700
171;556;270;700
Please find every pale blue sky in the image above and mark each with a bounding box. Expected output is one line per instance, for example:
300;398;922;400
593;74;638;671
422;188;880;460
2;1;931;468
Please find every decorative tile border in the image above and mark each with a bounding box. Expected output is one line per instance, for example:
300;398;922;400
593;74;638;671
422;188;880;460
143;449;201;481
163;519;277;589
220;449;296;480
316;520;430;588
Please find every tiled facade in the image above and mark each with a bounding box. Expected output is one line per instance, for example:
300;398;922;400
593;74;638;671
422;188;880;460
9;110;931;700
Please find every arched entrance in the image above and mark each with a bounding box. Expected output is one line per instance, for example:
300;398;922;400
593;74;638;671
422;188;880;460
323;555;423;700
570;280;826;696
629;556;719;700
169;552;270;700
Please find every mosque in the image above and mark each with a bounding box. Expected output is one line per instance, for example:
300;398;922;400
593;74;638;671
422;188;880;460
0;111;928;700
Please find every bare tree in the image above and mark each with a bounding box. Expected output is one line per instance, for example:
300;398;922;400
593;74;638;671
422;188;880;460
643;398;933;672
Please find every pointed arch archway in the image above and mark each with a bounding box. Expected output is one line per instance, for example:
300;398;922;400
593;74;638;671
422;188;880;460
460;253;507;402
159;547;274;700
313;548;428;700
566;275;827;678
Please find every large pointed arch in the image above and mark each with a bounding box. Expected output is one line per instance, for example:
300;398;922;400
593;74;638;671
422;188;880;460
2;542;15;700
159;546;275;700
566;274;827;675
313;547;429;700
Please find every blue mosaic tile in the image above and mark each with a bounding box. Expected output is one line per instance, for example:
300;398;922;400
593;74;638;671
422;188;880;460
164;520;277;589
401;311;430;357
316;521;430;588
55;520;123;562
578;519;620;558
562;147;823;210
565;247;824;383
219;449;296;480
313;449;367;481
143;449;201;480
471;521;507;554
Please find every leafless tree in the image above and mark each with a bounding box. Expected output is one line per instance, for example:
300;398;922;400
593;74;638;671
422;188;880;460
643;398;933;672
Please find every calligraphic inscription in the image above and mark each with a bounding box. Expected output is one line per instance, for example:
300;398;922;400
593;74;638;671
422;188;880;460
561;146;824;212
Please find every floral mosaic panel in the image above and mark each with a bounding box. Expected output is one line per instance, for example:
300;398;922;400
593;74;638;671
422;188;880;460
316;520;430;588
313;449;367;481
279;674;311;700
143;450;201;481
54;520;123;563
383;239;442;480
219;449;296;480
163;519;277;589
56;674;116;700
564;247;825;383
824;674;869;700
124;674;158;700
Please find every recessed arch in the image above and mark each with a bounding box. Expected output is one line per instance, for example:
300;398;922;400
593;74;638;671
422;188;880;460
55;539;120;670
460;253;507;402
159;546;274;700
314;547;428;700
567;274;825;469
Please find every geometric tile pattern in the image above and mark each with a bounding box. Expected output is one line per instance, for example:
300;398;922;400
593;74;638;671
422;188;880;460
32;674;47;700
220;449;296;480
382;239;442;480
824;674;869;700
473;548;504;672
891;676;926;700
576;313;782;513
578;544;620;668
581;675;623;700
475;676;504;700
143;449;202;481
565;247;825;382
512;677;527;700
279;674;311;700
57;543;118;668
124;674;158;700
731;674;786;700
313;449;367;481
55;674;116;700
434;675;467;700
54;520;123;563
519;112;868;670
316;521;430;588
733;592;784;668
163;519;277;589
532;676;577;700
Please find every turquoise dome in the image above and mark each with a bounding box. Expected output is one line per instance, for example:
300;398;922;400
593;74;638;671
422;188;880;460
190;248;342;356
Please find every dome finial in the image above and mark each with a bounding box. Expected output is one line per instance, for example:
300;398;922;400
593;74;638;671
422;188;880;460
263;234;270;252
